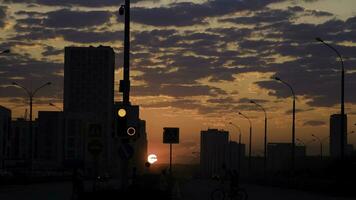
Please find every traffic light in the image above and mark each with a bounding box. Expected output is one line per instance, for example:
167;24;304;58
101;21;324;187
115;103;140;139
116;105;128;137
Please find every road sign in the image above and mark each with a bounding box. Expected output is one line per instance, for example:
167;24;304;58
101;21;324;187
163;127;179;144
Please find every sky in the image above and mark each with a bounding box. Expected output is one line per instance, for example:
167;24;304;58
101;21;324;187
0;0;356;164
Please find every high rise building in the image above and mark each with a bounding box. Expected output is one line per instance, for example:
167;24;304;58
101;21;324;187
330;114;347;158
63;46;114;174
200;129;229;178
0;106;11;169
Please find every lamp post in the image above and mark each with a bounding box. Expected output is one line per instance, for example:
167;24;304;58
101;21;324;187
229;122;243;173
316;37;345;158
274;76;296;172
238;112;252;172
250;100;268;173
12;81;51;171
229;122;242;142
312;134;323;161
119;0;131;106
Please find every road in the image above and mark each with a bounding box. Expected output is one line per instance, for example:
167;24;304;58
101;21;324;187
0;179;353;200
180;179;354;200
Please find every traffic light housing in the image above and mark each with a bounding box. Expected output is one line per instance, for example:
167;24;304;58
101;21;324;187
114;103;140;139
116;106;128;137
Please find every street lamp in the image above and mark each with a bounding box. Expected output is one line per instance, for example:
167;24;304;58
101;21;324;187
0;49;10;55
238;111;252;171
316;37;345;158
229;122;243;173
250;100;268;173
229;122;242;141
12;81;51;170
274;76;296;172
312;134;323;161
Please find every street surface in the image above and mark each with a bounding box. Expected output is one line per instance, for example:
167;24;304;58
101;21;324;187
0;179;353;200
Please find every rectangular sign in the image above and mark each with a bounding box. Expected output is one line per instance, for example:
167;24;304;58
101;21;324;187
163;127;179;144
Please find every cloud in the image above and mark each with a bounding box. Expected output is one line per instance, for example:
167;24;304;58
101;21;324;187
44;9;112;28
4;0;356;112
303;120;326;126
4;0;157;7
132;84;226;97
0;52;63;99
130;0;285;27
0;6;7;28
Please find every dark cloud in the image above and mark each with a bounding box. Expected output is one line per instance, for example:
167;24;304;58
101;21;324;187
4;0;356;111
303;120;326;126
309;10;333;17
4;0;157;7
238;98;269;104
44;9;111;28
220;8;294;25
130;0;285;27
0;52;62;99
132;84;226;97
285;108;314;115
42;46;63;57
207;97;239;104
0;6;7;28
58;29;123;43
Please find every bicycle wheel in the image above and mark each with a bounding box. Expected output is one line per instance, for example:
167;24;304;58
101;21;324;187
211;188;225;200
233;188;248;200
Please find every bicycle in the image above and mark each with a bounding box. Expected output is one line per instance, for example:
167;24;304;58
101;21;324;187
211;185;248;200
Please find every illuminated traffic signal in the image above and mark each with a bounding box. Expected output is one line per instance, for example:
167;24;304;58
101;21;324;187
116;106;128;137
115;103;140;138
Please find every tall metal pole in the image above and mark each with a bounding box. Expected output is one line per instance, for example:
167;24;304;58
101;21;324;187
292;95;295;169
123;0;131;106
316;38;345;159
29;95;33;168
238;134;242;173
12;82;51;172
250;100;268;174
170;143;172;175
312;134;323;161
229;122;242;172
274;77;295;173
239;112;252;172
249;126;252;171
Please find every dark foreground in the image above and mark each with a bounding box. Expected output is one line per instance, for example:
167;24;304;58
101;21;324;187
0;179;353;200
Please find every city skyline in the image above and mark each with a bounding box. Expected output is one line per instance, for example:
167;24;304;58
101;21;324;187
1;0;356;163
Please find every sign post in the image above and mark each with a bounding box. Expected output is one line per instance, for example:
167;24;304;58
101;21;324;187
163;127;179;175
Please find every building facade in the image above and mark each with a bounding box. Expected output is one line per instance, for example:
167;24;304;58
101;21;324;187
330;114;347;158
0;106;11;169
63;46;115;174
